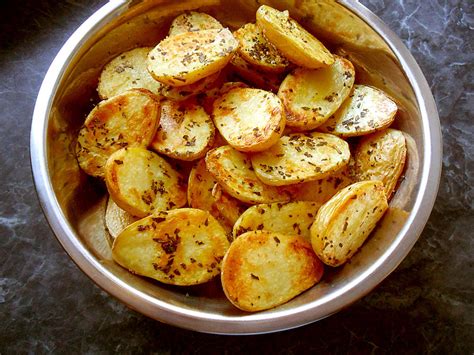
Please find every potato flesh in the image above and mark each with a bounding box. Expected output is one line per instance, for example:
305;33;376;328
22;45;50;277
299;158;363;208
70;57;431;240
151;100;215;161
205;145;292;204
354;129;407;199
213;87;285;152
105;197;139;239
105;147;187;218
233;201;321;241
251;132;351;186
76;89;160;178
278;56;355;130
310;181;388;267
112;209;230;286
169;11;223;37
221;230;324;312
256;5;334;69
160;71;221;101
147;29;238;86
319;85;398;137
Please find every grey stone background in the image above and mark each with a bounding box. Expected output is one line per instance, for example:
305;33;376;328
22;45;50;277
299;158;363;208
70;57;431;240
0;0;472;353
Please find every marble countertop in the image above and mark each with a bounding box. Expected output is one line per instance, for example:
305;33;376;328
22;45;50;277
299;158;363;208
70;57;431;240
1;0;472;352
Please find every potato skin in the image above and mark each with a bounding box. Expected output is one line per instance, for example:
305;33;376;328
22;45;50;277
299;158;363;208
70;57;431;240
256;5;334;69
310;181;388;267
76;89;160;178
147;29;238;86
221;230;324;312
212;87;286;152
168;11;223;37
112;209;230;286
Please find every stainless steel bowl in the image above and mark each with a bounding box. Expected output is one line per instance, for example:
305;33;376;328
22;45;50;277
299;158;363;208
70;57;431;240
30;0;442;334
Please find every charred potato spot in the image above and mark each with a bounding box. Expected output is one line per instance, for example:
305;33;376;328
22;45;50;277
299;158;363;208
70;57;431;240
212;87;286;152
169;11;223;37
112;209;230;285
104;147;187;218
310;181;388;267
221;230;324;312
251;132;351;186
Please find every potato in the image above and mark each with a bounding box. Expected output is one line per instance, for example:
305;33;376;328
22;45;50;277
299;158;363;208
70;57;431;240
318;85;398;137
205;145;292;204
233;201;321;241
76;89;160;178
197;81;249;114
105;197;139;239
256;5;334;69
98;47;163;99
221;230;324;312
354;129;407;199
234;23;289;72
159;71;221;101
310;181;388;267
112;209;230;286
147;29;238;86
150;100;215;161
278;56;355;130
168;11;223;37
212;87;285;152
229;53;285;93
251;132;351;186
188;159;245;233
104;147;187;218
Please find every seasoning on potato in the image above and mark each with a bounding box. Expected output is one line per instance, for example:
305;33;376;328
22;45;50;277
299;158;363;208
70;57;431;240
251;132;351;186
105;197;139;239
113;209;230;286
147;28;238;86
212;87;286;152
76;89;160;178
104;147;187;218
168;11;223;37
160;71;222;102
310;181;389;267
221;230;324;312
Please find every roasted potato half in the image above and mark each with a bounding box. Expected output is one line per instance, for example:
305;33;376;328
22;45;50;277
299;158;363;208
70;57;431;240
168;11;223;37
278;56;355;130
205;145;292;204
221;230;324;312
234;23;289;73
319;85;398;137
188;159;245;233
251;132;351;186
197;81;249;114
213;87;285;152
112;209;230;286
98;47;163;99
233;201;321;241
76;89;160;178
310;181;388;267
256;5;334;69
104;147;187;218
354;128;407;199
151;100;215;161
147;29;238;86
160;71;221;101
105;197;139;239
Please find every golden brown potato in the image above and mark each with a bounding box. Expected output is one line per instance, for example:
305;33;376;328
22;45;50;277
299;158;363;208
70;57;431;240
159;71;221;101
354;128;407;199
310;181;388;267
105;197;139;239
256;5;334;69
150;100;215;161
188;159;245;233
168;11;223;37
147;29;238;86
233;201;321;241
98;47;163;99
104;147;187;218
212;87;285;152
278;56;355;130
318;85;398;137
221;230;324;312
112;209;230;286
205;145;292;204
234;23;289;72
76;89;160;178
251;132;351;186
196;81;249;115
